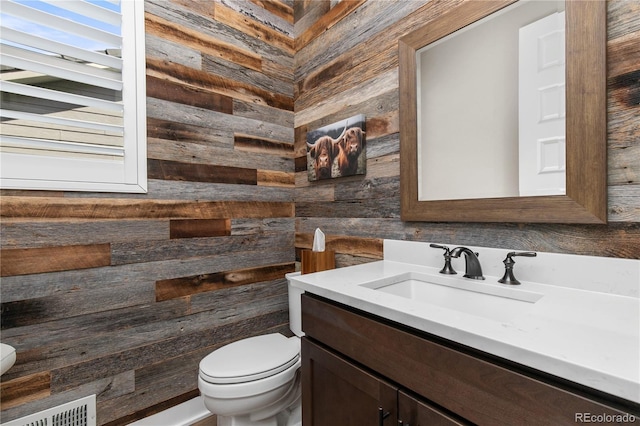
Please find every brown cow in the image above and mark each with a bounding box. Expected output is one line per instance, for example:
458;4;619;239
307;127;346;180
337;127;365;176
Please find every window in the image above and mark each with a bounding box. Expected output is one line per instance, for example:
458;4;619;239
0;0;147;193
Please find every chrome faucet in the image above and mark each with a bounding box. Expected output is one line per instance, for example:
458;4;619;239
449;247;485;280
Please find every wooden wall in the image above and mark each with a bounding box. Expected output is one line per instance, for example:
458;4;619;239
1;0;295;424
294;0;640;264
1;0;638;424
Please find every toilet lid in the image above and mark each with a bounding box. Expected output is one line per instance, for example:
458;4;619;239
199;334;300;384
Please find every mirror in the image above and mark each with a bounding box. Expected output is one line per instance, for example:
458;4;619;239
399;0;607;223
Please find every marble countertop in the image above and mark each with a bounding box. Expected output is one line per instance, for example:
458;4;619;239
289;243;640;404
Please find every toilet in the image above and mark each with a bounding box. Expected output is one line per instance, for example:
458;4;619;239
198;273;304;426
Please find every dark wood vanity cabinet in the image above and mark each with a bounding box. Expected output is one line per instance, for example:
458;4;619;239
302;338;465;426
301;294;639;426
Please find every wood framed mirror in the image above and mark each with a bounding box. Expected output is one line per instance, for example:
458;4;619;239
399;0;607;223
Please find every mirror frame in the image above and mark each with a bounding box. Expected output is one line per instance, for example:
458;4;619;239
399;0;607;224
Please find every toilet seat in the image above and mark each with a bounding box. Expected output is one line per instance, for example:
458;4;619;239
200;334;300;384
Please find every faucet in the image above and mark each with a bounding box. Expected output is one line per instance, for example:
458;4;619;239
429;244;457;275
449;247;485;280
498;251;537;285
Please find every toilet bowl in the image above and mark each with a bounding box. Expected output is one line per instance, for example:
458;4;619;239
198;273;304;426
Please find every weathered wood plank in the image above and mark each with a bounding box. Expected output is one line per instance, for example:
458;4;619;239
250;0;294;24
1;280;156;328
608;0;640;40
146;97;293;144
0;372;50;410
294;0;330;36
608;185;640;222
147;57;293;110
295;232;383;259
148;137;293;173
148;136;293;173
147;117;232;150
0;197;294;219
608;144;640;186
221;0;294;37
607;30;640;79
0;244;290;311
156;262;295;301
234;134;294;156
146;75;234;113
0;220;167;249
202;53;293;98
1;300;190;361
213;2;294;54
295;0;365;51
231;218;294;236
170;219;231;239
233;99;294;128
294;182;334;202
2;371;135;424
145;33;201;69
148;159;258;185
257;170;295;187
111;233;293;266
295;0;424;80
297;90;399;143
295;218;640;260
4;280;286;382
51;305;289;393
295;193;399;218
59;180;294;203
145;0;294;73
0;244;111;277
295;69;398;127
145;11;262;71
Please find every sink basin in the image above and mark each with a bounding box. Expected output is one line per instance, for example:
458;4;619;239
360;272;544;322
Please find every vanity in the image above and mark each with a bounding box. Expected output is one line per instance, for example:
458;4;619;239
289;240;640;425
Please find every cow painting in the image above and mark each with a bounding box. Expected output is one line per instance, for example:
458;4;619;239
337;126;365;177
307;132;342;180
306;114;366;181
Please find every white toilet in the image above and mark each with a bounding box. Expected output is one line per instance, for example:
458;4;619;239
198;273;304;426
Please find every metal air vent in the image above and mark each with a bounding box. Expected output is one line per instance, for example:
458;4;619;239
2;395;96;426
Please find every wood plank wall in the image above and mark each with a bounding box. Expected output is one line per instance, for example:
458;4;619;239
294;0;640;264
0;0;295;424
1;0;638;424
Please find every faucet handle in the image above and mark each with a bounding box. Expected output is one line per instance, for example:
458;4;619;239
429;244;457;275
498;251;537;285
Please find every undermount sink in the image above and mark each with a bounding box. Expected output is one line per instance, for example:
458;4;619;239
359;272;544;322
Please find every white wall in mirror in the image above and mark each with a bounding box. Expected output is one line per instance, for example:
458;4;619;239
417;0;565;201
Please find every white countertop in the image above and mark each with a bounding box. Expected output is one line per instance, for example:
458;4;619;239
289;241;640;404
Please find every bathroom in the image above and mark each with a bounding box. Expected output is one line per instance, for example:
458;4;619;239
0;0;638;424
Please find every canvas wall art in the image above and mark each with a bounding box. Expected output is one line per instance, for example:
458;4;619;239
306;114;366;181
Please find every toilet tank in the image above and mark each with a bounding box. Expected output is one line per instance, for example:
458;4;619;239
286;272;305;337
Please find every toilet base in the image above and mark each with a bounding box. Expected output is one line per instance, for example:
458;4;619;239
217;414;276;426
216;398;301;426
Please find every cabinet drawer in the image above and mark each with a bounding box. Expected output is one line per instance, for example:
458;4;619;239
399;390;467;426
302;294;637;425
302;337;398;426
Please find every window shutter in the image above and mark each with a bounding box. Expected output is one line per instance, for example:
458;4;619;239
0;0;147;193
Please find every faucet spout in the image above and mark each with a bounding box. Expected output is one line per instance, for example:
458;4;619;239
450;247;485;280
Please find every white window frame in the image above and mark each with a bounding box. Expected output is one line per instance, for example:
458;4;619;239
0;0;147;193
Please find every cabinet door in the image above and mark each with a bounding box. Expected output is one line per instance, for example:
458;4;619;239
398;390;469;426
302;338;398;426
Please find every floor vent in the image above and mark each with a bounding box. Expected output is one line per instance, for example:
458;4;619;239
3;395;96;426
